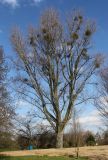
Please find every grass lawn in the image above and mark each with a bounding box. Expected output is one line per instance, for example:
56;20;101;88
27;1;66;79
0;155;88;160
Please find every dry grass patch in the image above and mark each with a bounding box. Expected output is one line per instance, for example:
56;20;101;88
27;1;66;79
0;146;108;159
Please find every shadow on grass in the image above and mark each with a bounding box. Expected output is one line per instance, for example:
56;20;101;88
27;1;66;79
0;155;12;160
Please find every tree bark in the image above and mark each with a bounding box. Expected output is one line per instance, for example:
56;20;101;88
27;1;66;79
56;130;63;148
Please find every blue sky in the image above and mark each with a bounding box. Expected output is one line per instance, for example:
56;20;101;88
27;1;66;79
0;0;108;55
0;0;107;132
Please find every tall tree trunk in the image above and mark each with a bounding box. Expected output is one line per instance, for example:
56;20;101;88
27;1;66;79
56;130;63;148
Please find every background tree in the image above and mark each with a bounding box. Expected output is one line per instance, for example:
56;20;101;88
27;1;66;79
85;133;95;146
102;129;108;145
0;130;18;150
64;108;83;158
95;67;108;128
0;47;15;129
95;132;102;145
70;109;82;158
36;126;56;149
83;131;96;146
15;112;37;149
11;9;103;148
0;46;15;150
16;116;55;149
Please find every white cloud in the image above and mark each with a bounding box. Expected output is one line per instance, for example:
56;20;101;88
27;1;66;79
65;110;103;133
0;0;44;8
15;99;34;115
79;110;101;125
31;0;44;6
33;0;43;3
15;100;29;108
0;0;18;8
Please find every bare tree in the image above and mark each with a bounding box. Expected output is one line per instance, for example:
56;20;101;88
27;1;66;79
0;47;14;130
0;47;15;150
16;113;54;149
35;124;56;148
95;68;108;128
11;9;103;148
69;108;83;158
16;114;36;148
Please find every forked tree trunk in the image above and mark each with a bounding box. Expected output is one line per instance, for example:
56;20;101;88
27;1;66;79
56;130;63;148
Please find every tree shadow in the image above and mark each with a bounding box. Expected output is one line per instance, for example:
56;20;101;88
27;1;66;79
0;155;12;160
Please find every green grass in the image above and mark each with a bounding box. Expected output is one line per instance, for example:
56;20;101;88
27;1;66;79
0;155;88;160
